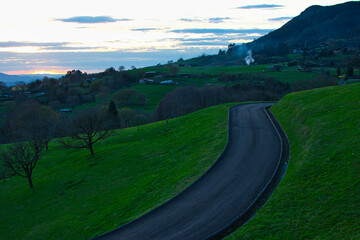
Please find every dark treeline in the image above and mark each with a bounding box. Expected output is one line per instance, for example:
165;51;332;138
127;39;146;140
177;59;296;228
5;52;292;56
291;75;338;92
154;73;339;121
154;77;289;120
0;99;151;145
0;100;58;145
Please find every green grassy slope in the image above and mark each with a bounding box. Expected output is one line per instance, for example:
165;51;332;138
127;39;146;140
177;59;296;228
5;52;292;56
0;103;236;240
129;84;176;112
227;83;360;239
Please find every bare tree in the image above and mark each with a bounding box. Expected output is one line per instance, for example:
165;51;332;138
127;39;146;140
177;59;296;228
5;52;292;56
60;109;110;156
2;140;45;188
0;156;13;183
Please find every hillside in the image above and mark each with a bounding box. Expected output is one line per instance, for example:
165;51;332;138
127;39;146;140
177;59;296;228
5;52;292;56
249;1;360;50
227;83;360;239
0;103;236;240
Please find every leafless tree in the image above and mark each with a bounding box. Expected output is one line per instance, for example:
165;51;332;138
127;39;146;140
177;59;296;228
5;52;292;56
0;156;13;183
2;140;45;188
60;109;110;156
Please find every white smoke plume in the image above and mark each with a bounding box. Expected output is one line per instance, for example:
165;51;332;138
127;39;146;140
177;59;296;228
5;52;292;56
244;50;255;65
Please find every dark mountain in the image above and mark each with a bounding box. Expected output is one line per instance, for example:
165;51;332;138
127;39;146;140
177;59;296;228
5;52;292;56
0;73;63;86
248;1;360;50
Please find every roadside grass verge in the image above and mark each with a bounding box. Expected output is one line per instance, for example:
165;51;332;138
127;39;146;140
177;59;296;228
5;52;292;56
0;103;237;240
226;83;360;239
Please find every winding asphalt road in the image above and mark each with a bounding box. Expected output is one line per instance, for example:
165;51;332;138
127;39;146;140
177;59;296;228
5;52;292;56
95;103;282;240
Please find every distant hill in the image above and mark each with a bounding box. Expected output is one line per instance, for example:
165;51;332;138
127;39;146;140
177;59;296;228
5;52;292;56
0;72;63;86
248;1;360;50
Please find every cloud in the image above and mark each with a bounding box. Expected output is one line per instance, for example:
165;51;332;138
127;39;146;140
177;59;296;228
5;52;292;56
269;17;293;21
40;46;102;51
208;17;231;23
237;4;284;9
170;28;273;35
0;41;102;52
179;18;202;22
55;16;131;24
0;41;69;48
179;41;228;46
179;17;231;23
132;28;162;32
176;37;222;42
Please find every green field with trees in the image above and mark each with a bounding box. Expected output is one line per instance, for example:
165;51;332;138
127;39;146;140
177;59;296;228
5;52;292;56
0;103;235;240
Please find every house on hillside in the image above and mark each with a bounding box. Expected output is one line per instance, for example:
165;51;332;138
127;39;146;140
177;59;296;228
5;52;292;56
11;84;28;92
160;80;175;85
59;109;72;114
139;78;154;84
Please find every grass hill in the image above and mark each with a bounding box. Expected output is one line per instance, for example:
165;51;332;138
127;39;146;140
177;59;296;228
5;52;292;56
227;83;360;239
0;103;236;240
249;1;360;50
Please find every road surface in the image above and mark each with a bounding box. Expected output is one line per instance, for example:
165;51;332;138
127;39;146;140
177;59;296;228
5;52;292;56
95;103;282;240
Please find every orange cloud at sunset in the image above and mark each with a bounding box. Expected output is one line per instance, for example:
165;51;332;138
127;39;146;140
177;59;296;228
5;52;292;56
4;69;66;75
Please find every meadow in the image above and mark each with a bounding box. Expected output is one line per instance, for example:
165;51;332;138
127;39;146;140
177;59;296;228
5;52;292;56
0;103;236;240
227;83;360;239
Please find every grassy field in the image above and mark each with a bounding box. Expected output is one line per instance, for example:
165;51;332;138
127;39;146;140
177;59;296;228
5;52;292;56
0;103;237;240
129;84;176;112
226;83;360;239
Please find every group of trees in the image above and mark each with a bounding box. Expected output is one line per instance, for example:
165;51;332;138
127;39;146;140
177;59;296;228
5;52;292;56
0;101;58;188
0;66;153;189
113;89;149;108
107;101;150;129
154;78;289;120
292;75;338;92
0;97;150;188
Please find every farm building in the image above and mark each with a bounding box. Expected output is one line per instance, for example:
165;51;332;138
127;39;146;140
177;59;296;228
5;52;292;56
11;84;28;92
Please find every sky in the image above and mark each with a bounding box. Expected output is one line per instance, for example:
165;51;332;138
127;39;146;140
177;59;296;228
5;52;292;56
0;0;351;74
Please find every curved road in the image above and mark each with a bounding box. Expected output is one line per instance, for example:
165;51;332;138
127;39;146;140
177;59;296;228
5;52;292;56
95;103;282;240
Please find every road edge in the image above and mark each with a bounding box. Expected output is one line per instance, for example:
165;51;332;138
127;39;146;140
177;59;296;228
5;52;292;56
203;106;291;240
92;103;239;239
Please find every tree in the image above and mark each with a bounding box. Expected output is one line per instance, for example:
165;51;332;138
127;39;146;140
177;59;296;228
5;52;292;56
337;66;341;76
169;65;179;75
277;43;290;56
108;100;118;118
133;113;149;128
89;80;101;92
105;67;116;75
218;49;226;55
0;81;8;93
107;100;119;128
118;108;135;128
226;43;237;56
0;101;58;145
60;109;110;156
2;140;45;188
113;89;139;106
347;64;354;77
0;156;13;183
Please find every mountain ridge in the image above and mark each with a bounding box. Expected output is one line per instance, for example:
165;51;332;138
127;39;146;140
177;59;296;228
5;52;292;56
0;72;63;86
248;1;360;50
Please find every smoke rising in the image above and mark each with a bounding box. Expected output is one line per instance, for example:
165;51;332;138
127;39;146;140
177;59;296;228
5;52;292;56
245;50;255;65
